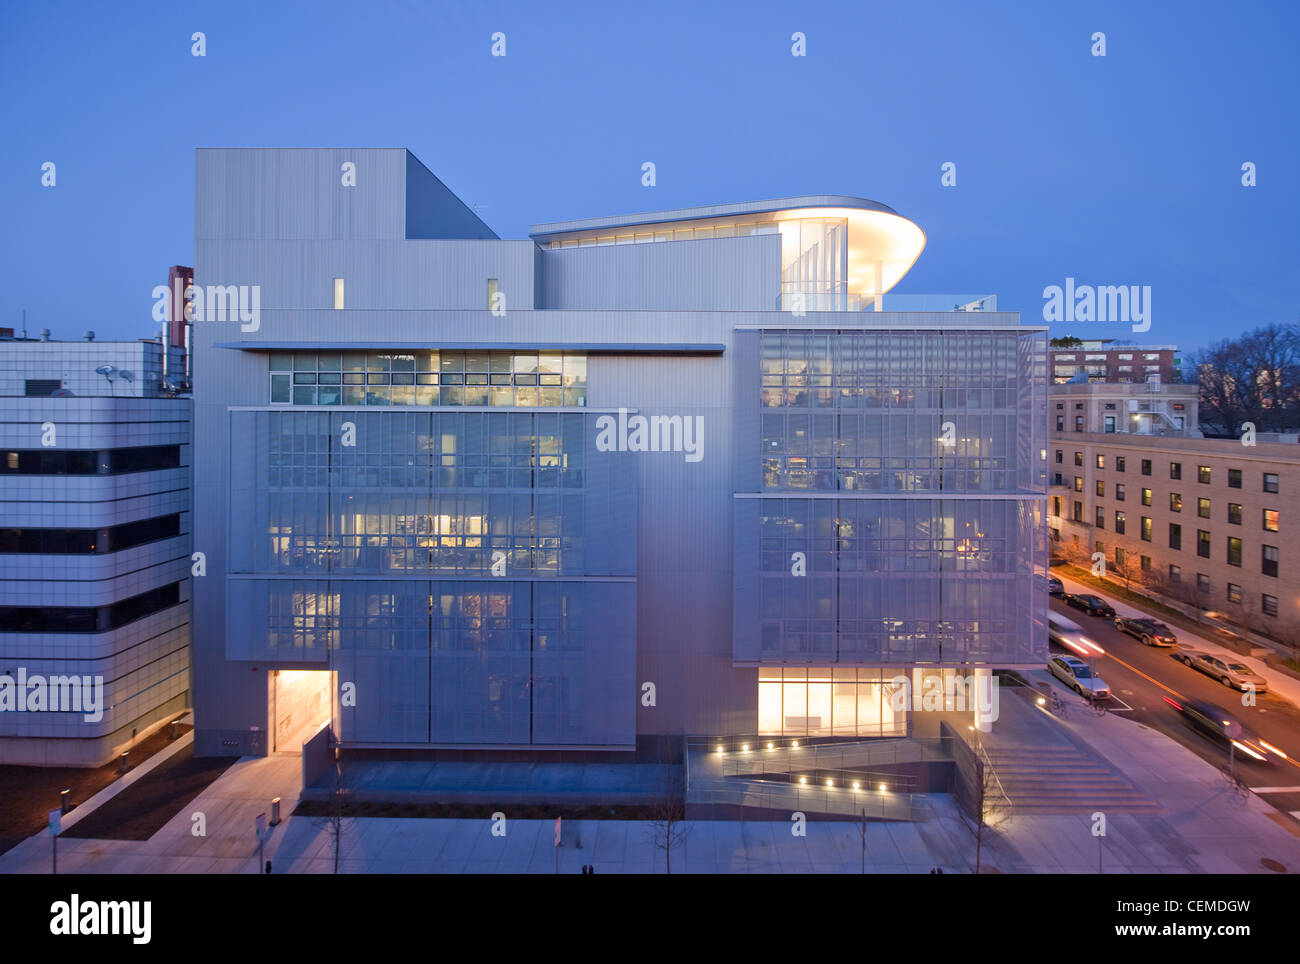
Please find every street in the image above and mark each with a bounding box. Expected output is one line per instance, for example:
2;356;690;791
1048;573;1300;822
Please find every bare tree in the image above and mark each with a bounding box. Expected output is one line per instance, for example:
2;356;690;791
645;769;689;874
958;738;1013;874
1192;323;1300;434
312;739;352;874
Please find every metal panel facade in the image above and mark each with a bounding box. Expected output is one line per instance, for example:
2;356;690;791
191;148;1045;757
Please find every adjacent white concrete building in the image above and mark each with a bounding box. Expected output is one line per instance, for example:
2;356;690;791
0;335;191;765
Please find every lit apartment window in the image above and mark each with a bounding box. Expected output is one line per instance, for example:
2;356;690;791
1115;511;1126;534
1095;506;1105;529
1141;459;1152;476
1264;473;1279;493
1197;530;1210;558
1263;594;1278;617
1096;454;1105;469
1140;517;1152;542
333;278;344;310
1263;509;1279;532
1096;480;1105;497
1228;503;1242;525
1197;465;1211;484
1197;573;1210;593
1115;483;1126;501
1197;498;1210;519
1262;545;1278;577
1226;537;1242;567
1228;468;1242;489
1169;523;1181;550
1116;456;1126;472
1074;452;1083;466
1141;488;1152;506
1169;462;1182;480
1227;583;1242;604
1168;564;1181;583
1169;492;1182;512
1074;476;1083;492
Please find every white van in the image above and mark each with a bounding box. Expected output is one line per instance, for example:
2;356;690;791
1048;614;1105;657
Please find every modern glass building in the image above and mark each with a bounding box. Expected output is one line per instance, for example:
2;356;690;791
190;148;1046;760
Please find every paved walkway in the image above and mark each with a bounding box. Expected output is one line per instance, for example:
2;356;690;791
3;697;1299;872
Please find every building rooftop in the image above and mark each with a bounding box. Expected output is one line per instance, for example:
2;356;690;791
530;195;927;310
529;195;906;237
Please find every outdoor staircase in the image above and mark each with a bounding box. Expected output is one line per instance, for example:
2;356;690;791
980;744;1162;814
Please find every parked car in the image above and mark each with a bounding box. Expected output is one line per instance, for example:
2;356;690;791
1048;654;1110;700
1048;576;1065;597
1172;650;1269;693
1065;593;1116;618
1113;616;1177;646
1163;696;1286;763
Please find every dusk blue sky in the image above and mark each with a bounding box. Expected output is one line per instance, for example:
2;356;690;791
2;1;1295;353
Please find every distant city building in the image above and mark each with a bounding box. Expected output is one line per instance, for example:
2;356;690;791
1052;380;1199;437
0;334;191;765
190;148;1047;765
1050;339;1180;384
1049;381;1297;635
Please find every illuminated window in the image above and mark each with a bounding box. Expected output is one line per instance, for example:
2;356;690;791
333;278;344;310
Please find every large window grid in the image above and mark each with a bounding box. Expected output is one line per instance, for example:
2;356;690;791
253;412;594;576
269;350;587;408
752;497;1024;662
758;331;1024;492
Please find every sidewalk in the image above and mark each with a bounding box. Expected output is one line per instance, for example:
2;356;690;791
1055;571;1300;709
3;715;1298;871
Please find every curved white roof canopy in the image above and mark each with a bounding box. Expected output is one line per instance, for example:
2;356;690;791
530;195;927;305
